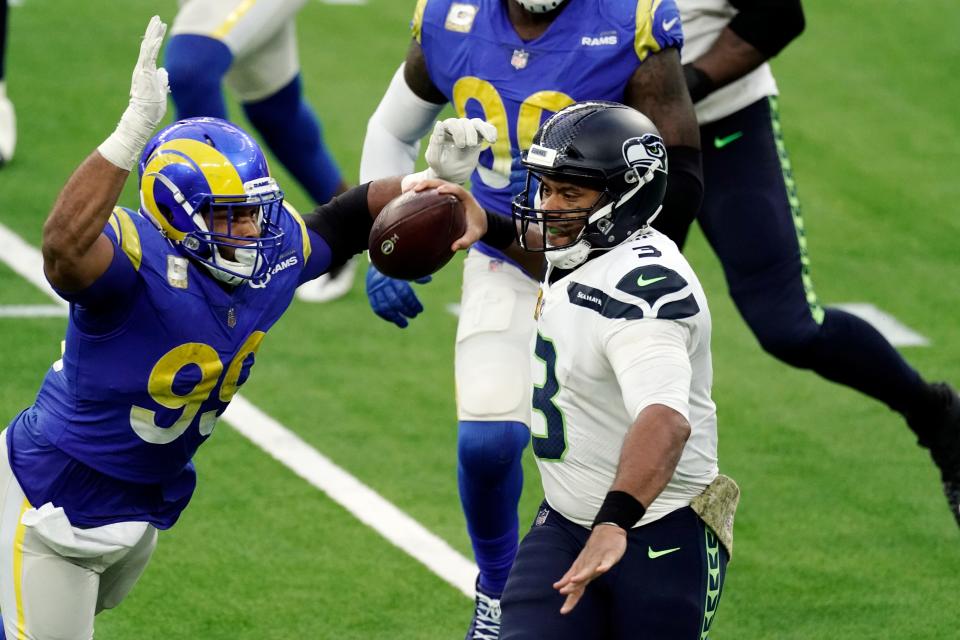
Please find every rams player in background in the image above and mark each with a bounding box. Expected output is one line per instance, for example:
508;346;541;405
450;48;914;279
676;0;960;525
164;0;358;304
0;17;492;638
358;1;702;636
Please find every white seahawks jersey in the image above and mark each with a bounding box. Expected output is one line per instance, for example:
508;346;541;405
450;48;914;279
676;0;779;124
532;230;719;528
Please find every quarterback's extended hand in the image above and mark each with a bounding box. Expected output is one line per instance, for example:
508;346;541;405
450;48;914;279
366;266;431;329
408;178;488;252
425;117;497;184
553;524;627;614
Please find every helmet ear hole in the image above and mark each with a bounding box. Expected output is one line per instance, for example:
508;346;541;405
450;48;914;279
156;203;174;224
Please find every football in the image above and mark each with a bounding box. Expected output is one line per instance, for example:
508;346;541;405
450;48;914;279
368;188;467;280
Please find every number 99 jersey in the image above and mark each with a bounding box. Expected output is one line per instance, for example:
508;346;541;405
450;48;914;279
6;203;321;530
413;0;683;221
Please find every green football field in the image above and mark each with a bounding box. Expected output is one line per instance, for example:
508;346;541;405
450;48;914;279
1;0;958;637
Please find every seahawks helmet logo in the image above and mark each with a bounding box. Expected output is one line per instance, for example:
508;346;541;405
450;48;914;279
622;134;667;182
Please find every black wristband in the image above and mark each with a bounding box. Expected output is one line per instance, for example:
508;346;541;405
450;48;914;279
683;63;716;104
592;491;646;530
481;211;517;250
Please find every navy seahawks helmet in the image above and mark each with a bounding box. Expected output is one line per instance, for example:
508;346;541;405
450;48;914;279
512;101;668;269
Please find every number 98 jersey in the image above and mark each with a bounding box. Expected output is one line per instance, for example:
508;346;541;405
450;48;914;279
413;0;683;220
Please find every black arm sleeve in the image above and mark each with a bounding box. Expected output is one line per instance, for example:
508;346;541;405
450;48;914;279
302;183;373;269
728;0;805;58
652;146;703;250
481;211;517;250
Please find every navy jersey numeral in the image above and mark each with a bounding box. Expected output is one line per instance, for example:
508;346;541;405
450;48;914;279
532;333;567;460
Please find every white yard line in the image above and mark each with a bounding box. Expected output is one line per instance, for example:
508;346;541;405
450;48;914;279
0;221;476;598
833;303;930;347
223;396;476;596
0;305;68;318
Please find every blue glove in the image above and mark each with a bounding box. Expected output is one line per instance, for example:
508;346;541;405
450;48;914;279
365;265;432;328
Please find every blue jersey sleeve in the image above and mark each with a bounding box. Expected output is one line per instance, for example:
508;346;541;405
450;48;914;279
636;0;684;61
54;210;141;305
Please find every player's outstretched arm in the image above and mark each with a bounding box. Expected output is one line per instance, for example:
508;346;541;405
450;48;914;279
684;0;805;102
43;16;168;292
359;39;448;329
406;178;545;279
554;404;691;614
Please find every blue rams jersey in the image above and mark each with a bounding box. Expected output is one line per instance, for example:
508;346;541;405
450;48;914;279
7;203;328;529
413;0;683;228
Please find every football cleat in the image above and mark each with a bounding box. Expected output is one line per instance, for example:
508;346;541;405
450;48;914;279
296;256;358;303
909;382;960;528
465;579;502;640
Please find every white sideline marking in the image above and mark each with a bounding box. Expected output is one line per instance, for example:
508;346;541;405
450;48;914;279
0;221;476;599
0;305;68;318
0;223;64;306
223;396;476;597
446;303;461;317
834;302;930;347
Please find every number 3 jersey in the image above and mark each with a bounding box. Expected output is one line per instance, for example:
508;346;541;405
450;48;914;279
6;204;330;530
531;230;719;528
414;0;683;259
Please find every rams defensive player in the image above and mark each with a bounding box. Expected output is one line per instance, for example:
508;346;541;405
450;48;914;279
357;2;702;635
0;17;492;638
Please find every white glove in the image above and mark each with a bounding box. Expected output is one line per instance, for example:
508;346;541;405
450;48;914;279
98;16;170;170
401;117;497;191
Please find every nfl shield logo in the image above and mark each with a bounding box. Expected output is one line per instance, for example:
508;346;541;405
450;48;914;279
510;49;529;70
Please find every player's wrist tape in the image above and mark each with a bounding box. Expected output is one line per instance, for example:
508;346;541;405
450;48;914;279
592;491;646;530
98;104;160;171
481;211;516;249
683;64;716;104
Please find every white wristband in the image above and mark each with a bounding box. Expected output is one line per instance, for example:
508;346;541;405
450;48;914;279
97;103;159;171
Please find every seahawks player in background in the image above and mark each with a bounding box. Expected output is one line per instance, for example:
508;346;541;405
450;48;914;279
164;0;358;303
415;101;734;639
0;0;15;165
676;0;960;525
358;1;702;635
0;18;493;639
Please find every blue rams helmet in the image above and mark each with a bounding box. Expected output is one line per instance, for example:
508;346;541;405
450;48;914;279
138;117;285;285
512;101;668;269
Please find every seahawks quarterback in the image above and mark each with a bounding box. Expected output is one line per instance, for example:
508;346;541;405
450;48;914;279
0;18;491;638
358;2;703;635
420;101;735;638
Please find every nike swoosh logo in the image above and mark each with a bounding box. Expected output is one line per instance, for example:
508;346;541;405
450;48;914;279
662;17;679;31
648;546;681;559
714;131;743;149
636;275;667;287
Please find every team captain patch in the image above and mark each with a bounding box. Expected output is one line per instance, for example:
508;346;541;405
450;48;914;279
445;3;478;33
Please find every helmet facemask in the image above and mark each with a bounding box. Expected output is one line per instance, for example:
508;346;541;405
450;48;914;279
138;117;287;287
515;0;567;14
511;102;670;270
147;173;285;286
